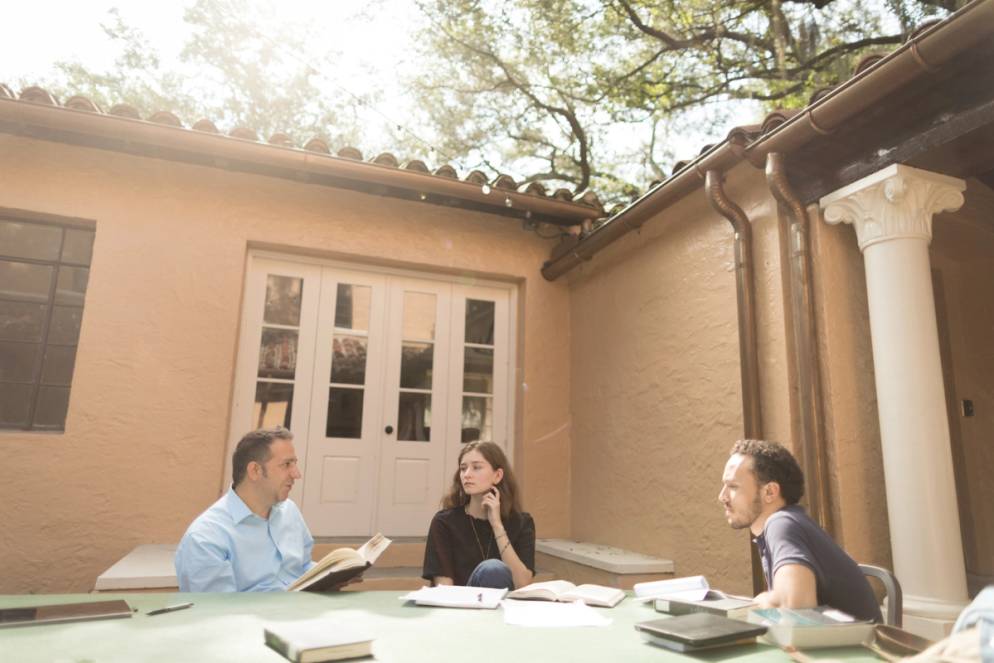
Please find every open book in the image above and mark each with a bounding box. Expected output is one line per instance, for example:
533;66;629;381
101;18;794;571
288;533;391;592
633;575;712;602
507;580;625;608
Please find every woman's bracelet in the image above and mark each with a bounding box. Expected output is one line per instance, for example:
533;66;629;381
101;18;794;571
494;530;508;542
499;540;511;555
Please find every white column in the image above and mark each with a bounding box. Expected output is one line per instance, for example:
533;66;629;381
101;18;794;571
820;164;969;638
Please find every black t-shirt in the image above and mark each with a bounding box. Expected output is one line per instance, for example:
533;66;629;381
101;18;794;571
755;504;882;622
421;507;536;586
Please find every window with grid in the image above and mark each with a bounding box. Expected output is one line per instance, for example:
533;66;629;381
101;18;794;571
0;213;94;431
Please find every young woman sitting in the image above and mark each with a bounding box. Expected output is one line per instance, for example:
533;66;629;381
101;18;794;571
421;441;535;589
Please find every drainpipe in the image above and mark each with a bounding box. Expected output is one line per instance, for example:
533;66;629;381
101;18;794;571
705;170;767;595
705;171;762;440
766;153;832;534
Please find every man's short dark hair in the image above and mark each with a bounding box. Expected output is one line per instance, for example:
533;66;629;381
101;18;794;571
232;426;293;488
730;439;805;505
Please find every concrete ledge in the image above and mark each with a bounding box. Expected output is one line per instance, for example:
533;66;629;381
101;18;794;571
536;539;675;574
94;544;178;591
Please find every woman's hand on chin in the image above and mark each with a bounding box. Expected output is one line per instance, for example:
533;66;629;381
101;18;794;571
482;487;502;525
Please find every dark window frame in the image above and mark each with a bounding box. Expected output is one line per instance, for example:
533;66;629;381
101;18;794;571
0;207;96;432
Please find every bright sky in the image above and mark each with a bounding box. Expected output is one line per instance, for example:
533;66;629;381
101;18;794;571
1;0;739;183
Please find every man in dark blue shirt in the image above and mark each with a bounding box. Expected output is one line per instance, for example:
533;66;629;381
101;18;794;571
718;439;882;622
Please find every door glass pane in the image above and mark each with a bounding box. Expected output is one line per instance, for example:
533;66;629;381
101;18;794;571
465;299;495;345
400;342;433;389
331;334;367;385
48;306;83;344
34;386;70;428
402;291;436;340
258;328;298;379
398;392;431;441
0;260;53;303
462;396;492;443
263;275;303;326
41;345;77;385
327;387;364;438
334;284;371;331
61;228;95;265
253;381;293;429
463;347;493;393
0;220;61;261
0;301;47;341
0;383;33;426
54;266;89;306
0;341;39;381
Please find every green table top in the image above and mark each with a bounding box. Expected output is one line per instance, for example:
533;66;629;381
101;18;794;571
0;591;880;662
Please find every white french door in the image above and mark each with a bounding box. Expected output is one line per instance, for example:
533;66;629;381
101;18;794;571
228;253;515;537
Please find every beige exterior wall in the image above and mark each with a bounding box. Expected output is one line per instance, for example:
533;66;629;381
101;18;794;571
0;134;572;593
931;180;994;588
566;164;779;596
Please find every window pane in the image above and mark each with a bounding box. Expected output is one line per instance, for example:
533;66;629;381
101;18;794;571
327;387;364;438
334;284;371;331
0;341;39;381
61;228;95;265
330;334;367;385
0;220;61;261
398;392;431;441
0;383;33;426
462;396;493;443
263;275;302;326
402;291;436;340
258;328;298;379
41;345;77;386
0;300;47;341
400;342;433;389
34;386;70;428
0;260;53;303
253;381;293;429
54;266;89;306
463;347;494;394
48;306;83;345
465;299;495;345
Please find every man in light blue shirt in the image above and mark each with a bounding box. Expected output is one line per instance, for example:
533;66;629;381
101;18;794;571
175;426;315;592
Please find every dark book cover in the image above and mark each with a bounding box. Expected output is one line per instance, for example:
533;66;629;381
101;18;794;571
635;613;767;648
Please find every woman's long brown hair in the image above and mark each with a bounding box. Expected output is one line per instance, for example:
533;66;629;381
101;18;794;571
441;441;522;521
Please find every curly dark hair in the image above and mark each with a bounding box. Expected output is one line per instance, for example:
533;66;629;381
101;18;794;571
730;439;805;505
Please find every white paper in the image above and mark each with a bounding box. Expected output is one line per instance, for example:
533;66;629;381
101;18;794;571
400;585;507;609
501;599;612;627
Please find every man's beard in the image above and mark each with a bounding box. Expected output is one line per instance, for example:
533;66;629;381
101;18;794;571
730;493;763;530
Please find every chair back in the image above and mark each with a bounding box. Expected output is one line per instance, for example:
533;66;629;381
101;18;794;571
859;563;902;627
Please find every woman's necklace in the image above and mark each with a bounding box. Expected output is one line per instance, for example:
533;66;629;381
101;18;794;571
467;511;493;561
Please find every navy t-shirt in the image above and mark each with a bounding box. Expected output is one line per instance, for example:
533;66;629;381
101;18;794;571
755;505;882;622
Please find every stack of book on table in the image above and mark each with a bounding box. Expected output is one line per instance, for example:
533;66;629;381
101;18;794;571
747;606;875;648
635;613;768;653
653;590;755;619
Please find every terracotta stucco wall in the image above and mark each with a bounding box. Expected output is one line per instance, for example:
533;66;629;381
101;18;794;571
931;180;994;589
0;134;571;593
566;165;780;595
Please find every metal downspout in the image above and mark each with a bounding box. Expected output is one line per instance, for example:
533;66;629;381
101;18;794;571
705;171;762;439
705;170;767;595
765;153;832;534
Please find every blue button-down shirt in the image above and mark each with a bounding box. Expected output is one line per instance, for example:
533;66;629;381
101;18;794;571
175;489;314;592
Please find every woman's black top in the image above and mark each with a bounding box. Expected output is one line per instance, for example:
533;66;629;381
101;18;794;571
421;507;536;586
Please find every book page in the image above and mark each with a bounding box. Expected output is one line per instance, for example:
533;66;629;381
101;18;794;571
507;580;577;600
562;584;625;607
633;575;710;602
355;533;391;564
287;548;363;591
400;585;507;609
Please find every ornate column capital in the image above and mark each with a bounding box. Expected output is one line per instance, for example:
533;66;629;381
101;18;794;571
820;164;965;251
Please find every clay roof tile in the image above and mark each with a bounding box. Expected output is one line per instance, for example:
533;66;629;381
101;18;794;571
551;188;574;201
192;118;220;133
267;132;294;147
433;164;459;179
576;190;604;211
403;159;430;173
371;152;399;167
464;170;489;186
229;126;259;141
492;174;518;190
108;104;141;119
19;86;58;106
522;181;548;196
303;137;330;153
148;110;183;127
336;146;363;160
64;95;102;113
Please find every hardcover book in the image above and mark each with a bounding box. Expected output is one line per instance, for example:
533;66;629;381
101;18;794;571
635;613;767;653
747;606;875;648
654;590;755;619
288;534;391;593
264;620;373;663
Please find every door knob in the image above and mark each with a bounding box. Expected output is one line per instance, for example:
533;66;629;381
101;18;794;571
385;425;394;434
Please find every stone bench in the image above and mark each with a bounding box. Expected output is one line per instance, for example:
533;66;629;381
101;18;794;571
535;539;675;589
94;544;178;593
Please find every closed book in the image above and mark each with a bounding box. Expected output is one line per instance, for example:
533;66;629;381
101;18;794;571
0;599;134;628
747;606;875;648
654;591;755;619
635;613;767;653
263;620;373;663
